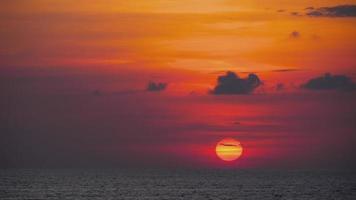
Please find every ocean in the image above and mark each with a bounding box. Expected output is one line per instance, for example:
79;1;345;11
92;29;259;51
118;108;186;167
0;169;355;199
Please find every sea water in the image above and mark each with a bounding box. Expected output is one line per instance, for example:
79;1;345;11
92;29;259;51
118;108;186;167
0;169;355;199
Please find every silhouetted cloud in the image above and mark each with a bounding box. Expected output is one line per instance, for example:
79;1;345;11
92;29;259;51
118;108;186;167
290;12;300;16
306;5;356;17
302;73;356;91
221;143;238;147
147;81;167;92
212;71;262;95
290;31;301;39
271;69;299;73
277;9;285;13
276;83;285;91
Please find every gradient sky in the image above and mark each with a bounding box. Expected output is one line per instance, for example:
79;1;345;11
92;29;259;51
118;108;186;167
1;0;356;169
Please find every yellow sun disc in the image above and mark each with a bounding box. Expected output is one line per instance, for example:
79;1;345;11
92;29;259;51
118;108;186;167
215;138;243;161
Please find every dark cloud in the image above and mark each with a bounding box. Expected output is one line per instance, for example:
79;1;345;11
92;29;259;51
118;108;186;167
290;12;300;16
305;7;315;10
271;69;299;73
277;9;285;13
276;83;285;91
306;5;356;17
290;31;301;39
212;71;262;95
221;143;238;147
302;73;356;91
147;81;167;92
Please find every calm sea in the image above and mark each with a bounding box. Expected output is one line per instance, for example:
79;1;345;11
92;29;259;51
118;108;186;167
0;169;355;199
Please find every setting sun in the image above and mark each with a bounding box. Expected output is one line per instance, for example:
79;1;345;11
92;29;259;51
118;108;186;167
215;138;243;162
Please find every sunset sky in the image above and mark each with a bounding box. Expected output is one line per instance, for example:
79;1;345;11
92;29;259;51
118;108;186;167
1;0;356;169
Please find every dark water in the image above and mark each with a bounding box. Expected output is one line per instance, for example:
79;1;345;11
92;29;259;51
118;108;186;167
0;169;355;200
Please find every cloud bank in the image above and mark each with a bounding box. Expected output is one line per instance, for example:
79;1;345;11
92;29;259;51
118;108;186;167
306;5;356;17
302;73;356;91
212;71;262;95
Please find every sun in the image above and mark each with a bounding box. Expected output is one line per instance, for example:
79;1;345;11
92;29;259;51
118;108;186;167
215;138;243;162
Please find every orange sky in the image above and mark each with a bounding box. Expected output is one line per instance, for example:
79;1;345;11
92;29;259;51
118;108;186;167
1;0;356;92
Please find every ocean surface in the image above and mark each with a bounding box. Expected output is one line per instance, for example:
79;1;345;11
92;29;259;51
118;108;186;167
0;169;355;200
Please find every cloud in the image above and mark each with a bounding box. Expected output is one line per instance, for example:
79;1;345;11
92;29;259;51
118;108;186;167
147;81;167;92
302;73;356;91
306;5;356;17
290;31;301;39
276;83;285;91
271;69;299;73
211;71;262;95
221;143;238;147
290;12;300;16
